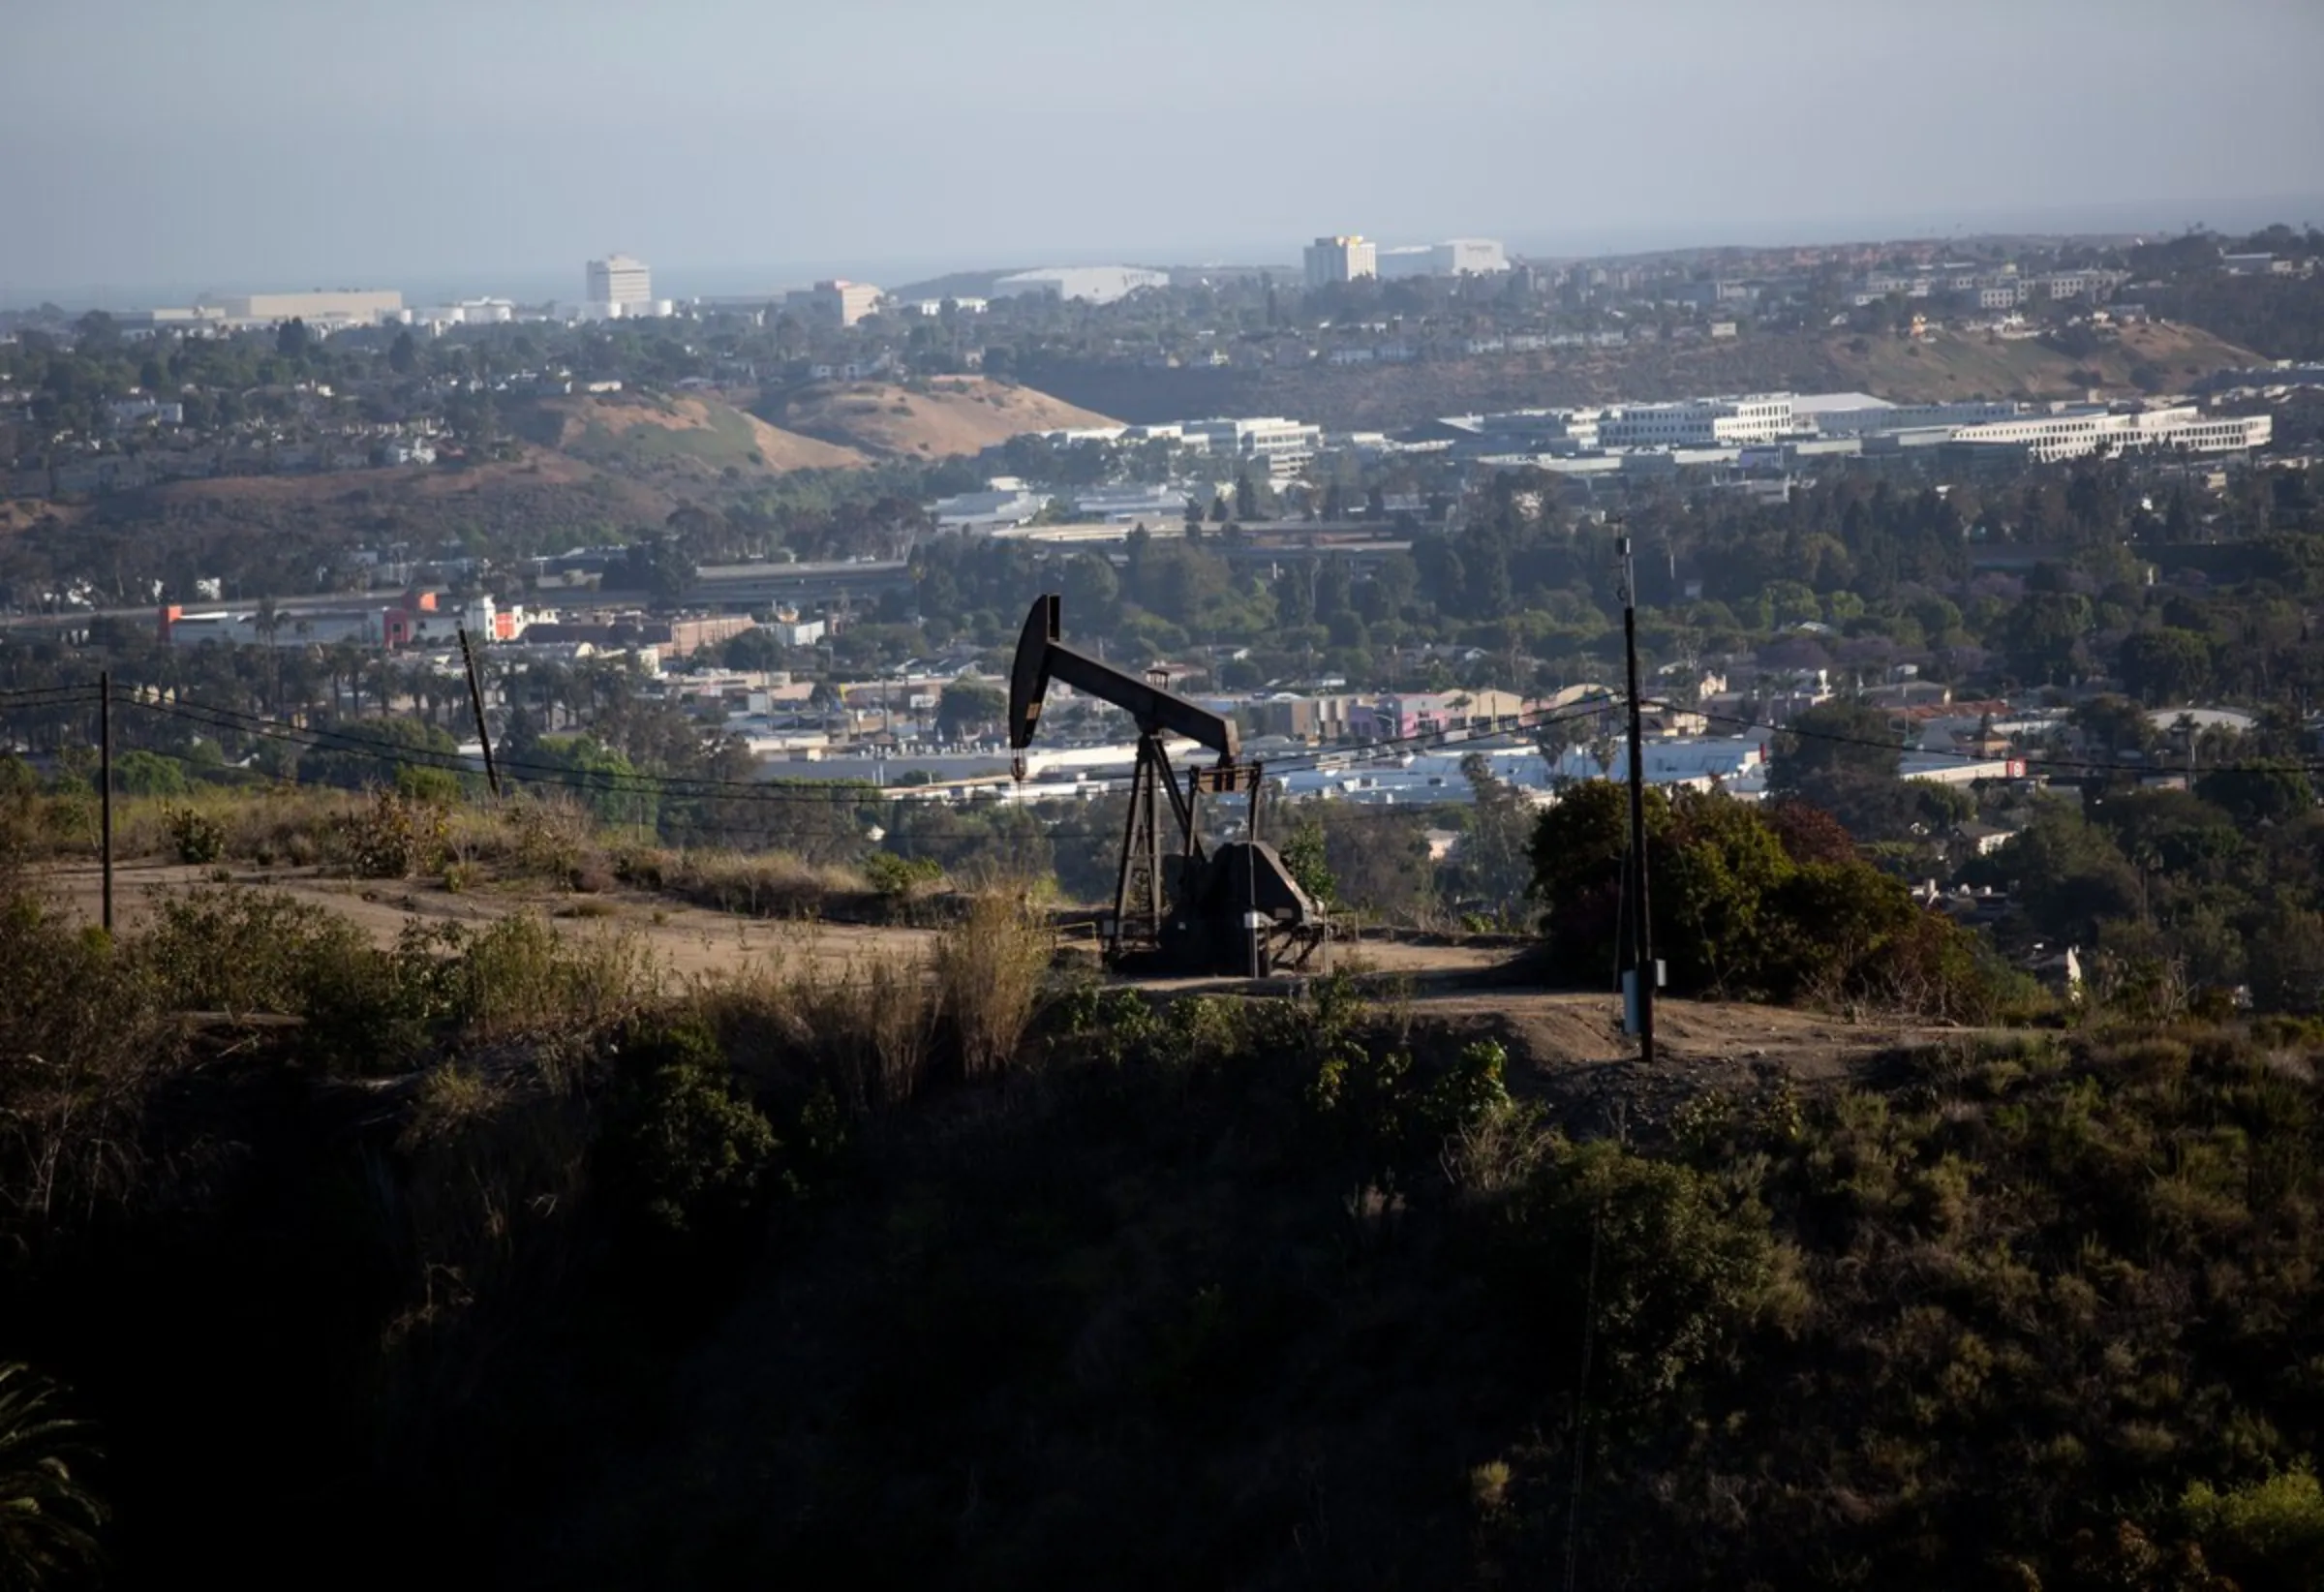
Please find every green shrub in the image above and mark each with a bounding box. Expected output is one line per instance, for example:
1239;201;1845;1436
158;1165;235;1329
596;1018;777;1239
1496;1138;1775;1419
864;850;943;899
2181;1465;2324;1588
138;888;367;1018
393;763;466;805
330;789;450;879
163;804;226;866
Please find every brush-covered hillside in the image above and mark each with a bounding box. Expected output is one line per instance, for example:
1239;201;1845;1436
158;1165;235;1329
1;778;2322;1592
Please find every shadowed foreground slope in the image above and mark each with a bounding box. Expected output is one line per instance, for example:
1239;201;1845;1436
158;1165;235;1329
1;881;2321;1590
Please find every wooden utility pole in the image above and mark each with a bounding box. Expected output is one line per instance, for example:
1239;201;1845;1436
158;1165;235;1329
98;670;113;934
458;627;503;798
1617;532;1656;1064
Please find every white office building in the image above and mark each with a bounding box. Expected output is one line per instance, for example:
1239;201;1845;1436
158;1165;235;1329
1178;416;1325;469
1303;235;1378;290
992;266;1167;305
1597;395;1794;448
586;255;654;315
1945;405;2272;464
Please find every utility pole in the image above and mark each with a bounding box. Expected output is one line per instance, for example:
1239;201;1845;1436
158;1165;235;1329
1616;530;1656;1064
98;670;113;934
458;627;502;798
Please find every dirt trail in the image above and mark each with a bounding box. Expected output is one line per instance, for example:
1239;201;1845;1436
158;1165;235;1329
41;860;935;980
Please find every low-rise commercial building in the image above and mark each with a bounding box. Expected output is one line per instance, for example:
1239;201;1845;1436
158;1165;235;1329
1942;405;2272;466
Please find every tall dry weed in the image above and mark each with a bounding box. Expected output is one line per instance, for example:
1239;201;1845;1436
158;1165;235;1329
933;892;1054;1081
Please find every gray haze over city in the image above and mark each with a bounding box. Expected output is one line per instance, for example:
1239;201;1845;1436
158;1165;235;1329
4;0;2322;304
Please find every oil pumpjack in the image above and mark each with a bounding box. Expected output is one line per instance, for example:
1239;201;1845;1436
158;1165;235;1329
1009;594;1324;974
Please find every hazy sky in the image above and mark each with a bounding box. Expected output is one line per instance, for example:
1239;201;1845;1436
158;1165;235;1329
5;0;2321;300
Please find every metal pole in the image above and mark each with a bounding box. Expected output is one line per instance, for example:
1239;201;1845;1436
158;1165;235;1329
99;670;113;934
458;626;503;798
1618;534;1656;1065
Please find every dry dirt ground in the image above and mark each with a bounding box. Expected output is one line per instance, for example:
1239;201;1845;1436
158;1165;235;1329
44;861;1960;1113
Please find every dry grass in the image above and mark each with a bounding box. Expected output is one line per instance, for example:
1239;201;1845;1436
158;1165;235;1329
666;848;868;919
933;892;1055;1081
694;950;939;1114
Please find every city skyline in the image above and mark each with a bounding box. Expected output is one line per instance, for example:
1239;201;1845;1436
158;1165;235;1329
4;0;2320;299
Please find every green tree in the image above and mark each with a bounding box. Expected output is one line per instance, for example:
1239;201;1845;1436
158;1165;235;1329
2003;592;2095;685
521;735;655;830
295;716;460;791
112;749;187;798
2195;760;2314;825
935;680;1006;742
2118;628;2213;706
722;628;785;672
1766;701;1896;809
1278;813;1337;909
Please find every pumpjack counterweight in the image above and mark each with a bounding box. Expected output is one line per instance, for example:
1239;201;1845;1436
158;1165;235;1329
1009;595;1324;975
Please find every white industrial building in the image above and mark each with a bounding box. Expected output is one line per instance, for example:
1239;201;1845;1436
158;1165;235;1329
586;255;653;315
405;298;517;328
1069;483;1195;523
991;266;1167;306
215;289;404;325
1303;235;1378;289
933;482;1049;532
1375;238;1510;279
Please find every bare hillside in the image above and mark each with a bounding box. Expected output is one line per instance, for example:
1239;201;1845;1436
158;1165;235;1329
535;392;869;474
1826;321;2258;402
760;377;1119;459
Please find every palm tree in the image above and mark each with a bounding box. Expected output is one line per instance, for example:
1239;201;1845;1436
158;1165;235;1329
0;1362;107;1587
